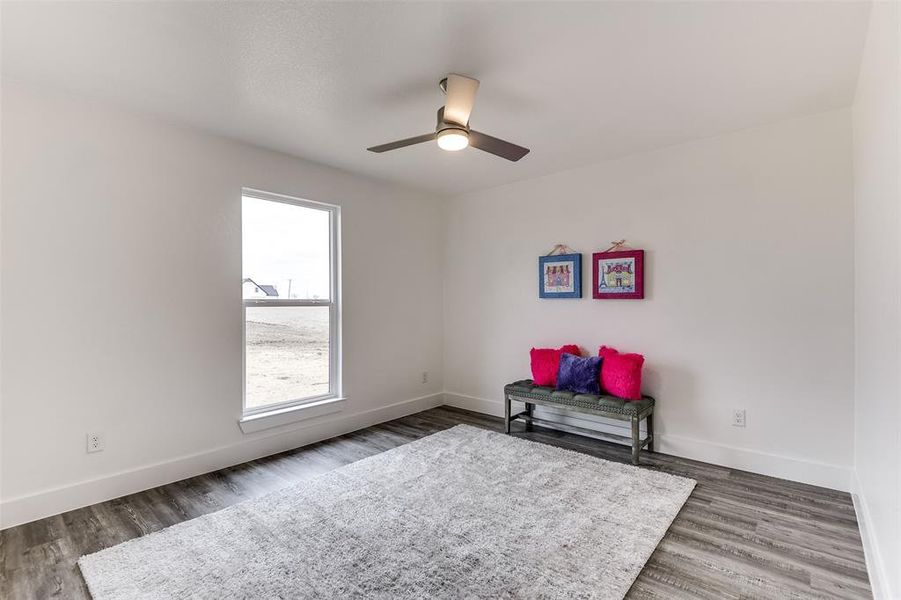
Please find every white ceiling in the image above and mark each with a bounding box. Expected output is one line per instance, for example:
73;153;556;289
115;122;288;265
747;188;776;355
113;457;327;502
2;1;871;196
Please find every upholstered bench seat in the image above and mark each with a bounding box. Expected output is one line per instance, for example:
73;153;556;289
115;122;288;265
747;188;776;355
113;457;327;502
503;379;655;464
505;379;654;417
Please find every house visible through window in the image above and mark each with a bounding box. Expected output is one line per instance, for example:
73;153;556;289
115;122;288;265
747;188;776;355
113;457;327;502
242;190;339;414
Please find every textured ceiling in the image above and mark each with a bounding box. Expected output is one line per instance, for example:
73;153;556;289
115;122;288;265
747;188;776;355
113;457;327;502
2;1;871;196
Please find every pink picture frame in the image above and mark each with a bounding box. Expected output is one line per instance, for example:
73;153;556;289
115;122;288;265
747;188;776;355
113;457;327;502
592;249;644;299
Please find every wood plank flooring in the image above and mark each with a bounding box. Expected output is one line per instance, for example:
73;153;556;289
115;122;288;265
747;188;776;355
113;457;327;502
0;407;872;599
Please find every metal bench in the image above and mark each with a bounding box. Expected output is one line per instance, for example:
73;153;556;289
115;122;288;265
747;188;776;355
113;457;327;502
503;379;655;465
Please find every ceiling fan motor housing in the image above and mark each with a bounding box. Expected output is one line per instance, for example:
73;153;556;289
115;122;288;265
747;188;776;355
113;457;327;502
436;107;468;133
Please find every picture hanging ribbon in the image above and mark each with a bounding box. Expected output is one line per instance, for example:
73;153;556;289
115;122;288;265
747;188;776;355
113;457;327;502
546;244;576;256
603;239;629;252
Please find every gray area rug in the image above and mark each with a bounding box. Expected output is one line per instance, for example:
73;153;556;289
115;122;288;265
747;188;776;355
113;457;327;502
79;425;695;599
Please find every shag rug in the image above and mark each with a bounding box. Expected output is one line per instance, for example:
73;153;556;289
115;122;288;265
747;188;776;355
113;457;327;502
79;425;695;599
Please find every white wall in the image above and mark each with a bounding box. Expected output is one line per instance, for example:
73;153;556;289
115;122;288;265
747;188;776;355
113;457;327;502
0;82;445;528
851;2;900;597
0;66;877;545
444;109;855;491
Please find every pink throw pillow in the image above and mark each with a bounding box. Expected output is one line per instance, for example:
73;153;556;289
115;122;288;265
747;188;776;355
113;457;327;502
598;346;645;400
530;345;581;386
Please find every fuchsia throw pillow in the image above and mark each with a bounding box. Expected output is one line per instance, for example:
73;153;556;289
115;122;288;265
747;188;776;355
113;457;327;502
598;346;645;400
530;345;581;386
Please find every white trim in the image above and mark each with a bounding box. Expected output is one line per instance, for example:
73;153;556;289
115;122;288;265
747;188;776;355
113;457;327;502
239;397;346;433
657;432;851;492
240;188;342;416
851;472;893;599
532;405;647;438
0;393;444;530
243;187;339;211
443;391;507;417
442;392;852;491
242;391;339;419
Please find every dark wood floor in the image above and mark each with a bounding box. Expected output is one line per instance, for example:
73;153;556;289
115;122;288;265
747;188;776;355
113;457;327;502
1;407;871;599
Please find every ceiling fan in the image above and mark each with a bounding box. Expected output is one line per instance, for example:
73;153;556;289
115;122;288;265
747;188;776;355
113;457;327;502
367;74;530;162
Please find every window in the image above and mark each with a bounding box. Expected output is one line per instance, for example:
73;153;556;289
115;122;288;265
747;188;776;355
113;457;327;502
242;189;340;416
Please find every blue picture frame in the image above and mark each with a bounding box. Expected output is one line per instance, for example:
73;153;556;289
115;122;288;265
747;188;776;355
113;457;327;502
539;253;582;298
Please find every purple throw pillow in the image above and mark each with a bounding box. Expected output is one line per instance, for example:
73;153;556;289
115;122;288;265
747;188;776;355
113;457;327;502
556;353;603;394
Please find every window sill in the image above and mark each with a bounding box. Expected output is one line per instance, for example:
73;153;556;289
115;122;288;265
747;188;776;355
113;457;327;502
238;397;346;434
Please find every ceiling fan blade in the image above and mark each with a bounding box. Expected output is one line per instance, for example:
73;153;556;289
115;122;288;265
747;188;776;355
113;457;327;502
469;130;530;162
443;74;480;126
367;133;436;153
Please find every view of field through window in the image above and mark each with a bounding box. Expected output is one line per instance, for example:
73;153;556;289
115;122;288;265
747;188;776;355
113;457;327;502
243;195;333;410
244;307;330;409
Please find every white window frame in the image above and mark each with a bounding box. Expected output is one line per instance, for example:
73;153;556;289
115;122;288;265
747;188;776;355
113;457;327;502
240;188;342;423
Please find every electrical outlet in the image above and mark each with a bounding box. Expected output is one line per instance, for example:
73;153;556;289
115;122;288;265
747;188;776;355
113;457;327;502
87;432;105;453
732;409;746;428
421;371;429;384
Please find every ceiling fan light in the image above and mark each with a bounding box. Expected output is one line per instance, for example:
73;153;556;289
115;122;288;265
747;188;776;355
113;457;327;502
437;129;469;151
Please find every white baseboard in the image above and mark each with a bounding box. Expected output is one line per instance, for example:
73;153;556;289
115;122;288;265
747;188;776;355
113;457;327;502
2;391;856;529
444;392;508;417
443;392;852;492
0;393;445;530
658;432;851;492
851;472;893;600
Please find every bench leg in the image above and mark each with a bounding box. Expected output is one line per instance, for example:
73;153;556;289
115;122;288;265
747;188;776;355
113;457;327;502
631;416;640;465
504;393;511;434
525;402;534;432
646;412;654;453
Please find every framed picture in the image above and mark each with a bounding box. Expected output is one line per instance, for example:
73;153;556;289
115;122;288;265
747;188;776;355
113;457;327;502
539;253;582;298
593;249;644;299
